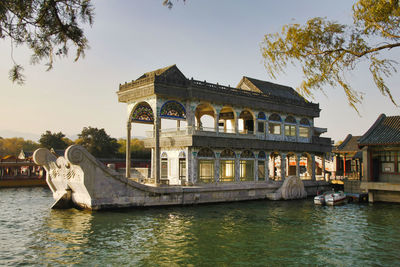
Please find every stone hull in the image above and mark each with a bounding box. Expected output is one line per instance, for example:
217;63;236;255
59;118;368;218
33;145;330;210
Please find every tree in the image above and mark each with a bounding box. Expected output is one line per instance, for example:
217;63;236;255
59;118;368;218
39;130;69;149
1;0;94;84
76;127;120;158
261;0;400;111
117;138;147;154
0;137;40;157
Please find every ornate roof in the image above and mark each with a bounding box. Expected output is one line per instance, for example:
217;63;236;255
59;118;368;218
237;77;306;102
136;64;186;82
333;134;361;153
359;114;400;146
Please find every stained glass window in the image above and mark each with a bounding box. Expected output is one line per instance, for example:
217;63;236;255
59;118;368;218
198;148;215;158
221;149;236;158
258;112;266;120
258;151;266;159
241;150;255;158
160;100;186;119
285;116;296;123
131;103;154;123
300;118;310;126
269;113;281;122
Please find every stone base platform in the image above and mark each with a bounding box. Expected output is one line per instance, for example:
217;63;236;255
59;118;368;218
33;145;330;210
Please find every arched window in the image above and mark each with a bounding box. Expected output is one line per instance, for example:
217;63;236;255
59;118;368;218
239;110;255;134
197;148;214;184
220;149;236;182
160;100;186;119
131;102;154;124
240;150;255;181
258;151;266;181
257;112;266;133
268;114;281;135
160;152;168;180
299;118;310;138
178;151;186;180
284;116;297;137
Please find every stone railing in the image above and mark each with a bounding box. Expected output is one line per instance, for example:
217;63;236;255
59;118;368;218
189;79;319;109
119;73;319;111
144;126;331;145
119;76;155;91
146;126;258;139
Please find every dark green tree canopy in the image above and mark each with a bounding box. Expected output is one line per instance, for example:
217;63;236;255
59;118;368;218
39;130;68;149
261;0;400;111
76;127;120;158
0;0;93;84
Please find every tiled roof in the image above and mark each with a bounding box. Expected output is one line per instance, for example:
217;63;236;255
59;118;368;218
333;134;362;152
242;77;306;102
359;114;400;146
136;64;186;80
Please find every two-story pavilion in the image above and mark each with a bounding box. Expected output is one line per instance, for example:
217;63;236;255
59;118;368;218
117;65;331;185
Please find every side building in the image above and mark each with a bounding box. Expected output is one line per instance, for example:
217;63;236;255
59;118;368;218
332;134;362;179
117;65;332;185
360;114;400;202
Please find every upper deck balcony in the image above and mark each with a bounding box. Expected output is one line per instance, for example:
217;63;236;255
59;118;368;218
144;126;332;153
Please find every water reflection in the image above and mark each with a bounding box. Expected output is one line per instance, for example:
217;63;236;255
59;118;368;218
2;188;400;266
28;209;93;265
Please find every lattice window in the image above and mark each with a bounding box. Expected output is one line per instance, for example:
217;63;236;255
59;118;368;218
160;100;186;119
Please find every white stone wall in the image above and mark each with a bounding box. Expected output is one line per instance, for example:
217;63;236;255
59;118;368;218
160;147;187;185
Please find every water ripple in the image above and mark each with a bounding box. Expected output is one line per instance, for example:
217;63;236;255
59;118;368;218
1;189;400;266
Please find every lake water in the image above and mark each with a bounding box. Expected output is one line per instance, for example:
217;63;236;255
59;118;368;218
1;187;400;266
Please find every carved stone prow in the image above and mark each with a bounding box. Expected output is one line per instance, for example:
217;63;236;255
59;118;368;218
33;148;73;209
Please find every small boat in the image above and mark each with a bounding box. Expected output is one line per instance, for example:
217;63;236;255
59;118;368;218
325;191;347;206
314;190;334;205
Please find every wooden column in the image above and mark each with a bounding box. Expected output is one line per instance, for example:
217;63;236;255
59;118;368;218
343;153;347;177
126;122;131;178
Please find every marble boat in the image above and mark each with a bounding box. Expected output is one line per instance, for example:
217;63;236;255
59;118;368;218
32;145;328;210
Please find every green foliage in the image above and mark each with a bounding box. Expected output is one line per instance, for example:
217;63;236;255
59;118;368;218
39;130;69;149
76;127;120;158
0;137;40;157
0;0;94;84
261;0;400;111
117;138;147;154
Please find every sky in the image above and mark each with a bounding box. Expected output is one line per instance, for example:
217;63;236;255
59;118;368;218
0;0;399;143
